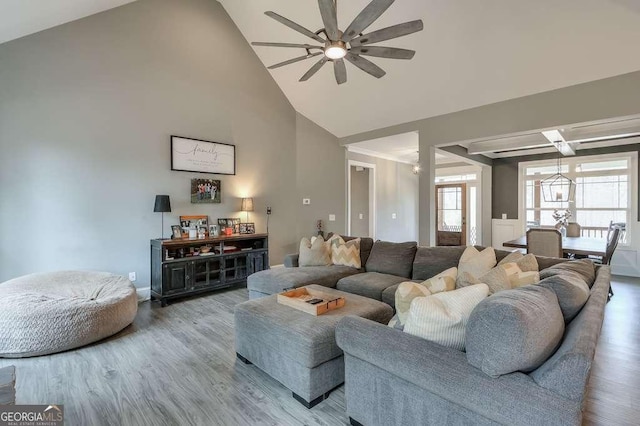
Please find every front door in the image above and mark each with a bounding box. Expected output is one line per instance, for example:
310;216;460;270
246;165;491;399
436;184;467;246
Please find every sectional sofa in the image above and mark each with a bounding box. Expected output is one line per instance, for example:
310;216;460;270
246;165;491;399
247;237;610;425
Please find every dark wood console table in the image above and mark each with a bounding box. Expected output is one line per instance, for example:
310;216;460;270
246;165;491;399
150;234;268;306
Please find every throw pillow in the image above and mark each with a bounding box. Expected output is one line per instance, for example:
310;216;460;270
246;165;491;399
298;236;331;267
421;267;457;294
394;282;432;326
365;241;418;278
404;284;490;351
465;285;565;378
498;251;523;265
499;252;539;272
510;271;540;288
457;263;521;294
456;247;497;288
537;273;590;321
330;236;361;268
387;314;405;331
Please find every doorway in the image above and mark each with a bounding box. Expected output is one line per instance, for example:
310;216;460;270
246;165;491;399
436;183;467;246
347;161;376;238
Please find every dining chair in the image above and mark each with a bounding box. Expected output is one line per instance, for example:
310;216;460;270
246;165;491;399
566;222;581;238
590;227;621;301
526;229;563;258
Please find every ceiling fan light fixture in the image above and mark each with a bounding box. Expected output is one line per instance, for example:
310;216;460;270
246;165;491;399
324;41;347;60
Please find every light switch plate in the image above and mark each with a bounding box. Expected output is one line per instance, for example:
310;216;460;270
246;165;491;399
329;214;336;221
392;213;397;219
129;272;136;282
359;213;364;220
502;213;507;219
303;198;311;205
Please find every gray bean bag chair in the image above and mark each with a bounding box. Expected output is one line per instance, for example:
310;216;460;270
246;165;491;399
0;271;138;358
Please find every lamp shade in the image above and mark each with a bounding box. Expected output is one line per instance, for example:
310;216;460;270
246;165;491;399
241;197;254;212
153;195;171;213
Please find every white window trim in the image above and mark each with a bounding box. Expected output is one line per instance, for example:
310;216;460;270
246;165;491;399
518;152;637;245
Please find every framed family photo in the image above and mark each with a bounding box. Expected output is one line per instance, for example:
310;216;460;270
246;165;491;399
191;179;221;204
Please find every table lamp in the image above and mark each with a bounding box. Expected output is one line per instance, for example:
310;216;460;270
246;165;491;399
241;197;254;222
154;195;171;239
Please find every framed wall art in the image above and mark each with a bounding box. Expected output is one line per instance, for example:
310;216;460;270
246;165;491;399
191;179;221;204
171;135;235;175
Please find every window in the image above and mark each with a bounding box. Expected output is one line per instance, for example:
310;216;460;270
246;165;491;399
523;155;632;243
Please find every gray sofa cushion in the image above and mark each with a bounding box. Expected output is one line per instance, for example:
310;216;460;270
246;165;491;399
539;259;596;287
381;283;400;307
336;272;407;302
538;274;590;321
365;241;417;278
247;265;360;296
466;285;565;378
412;246;466;280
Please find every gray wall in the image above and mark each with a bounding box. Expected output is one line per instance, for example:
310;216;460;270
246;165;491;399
350;166;370;237
347;152;419;242
492;144;640;219
0;0;343;285
295;113;346;241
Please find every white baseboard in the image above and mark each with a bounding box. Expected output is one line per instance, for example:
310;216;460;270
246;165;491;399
136;286;151;302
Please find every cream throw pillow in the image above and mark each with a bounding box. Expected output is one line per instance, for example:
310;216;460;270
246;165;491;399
298;236;331;267
457;262;522;294
499;252;539;272
404;284;490;351
457;247;497;288
393;267;458;327
394;282;432;326
422;267;457;294
511;271;541;288
330;236;361;268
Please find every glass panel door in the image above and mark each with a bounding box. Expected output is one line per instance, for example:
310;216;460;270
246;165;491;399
436;184;466;246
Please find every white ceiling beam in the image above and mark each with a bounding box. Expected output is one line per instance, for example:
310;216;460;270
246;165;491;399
541;129;576;156
467;133;550;155
561;124;640;144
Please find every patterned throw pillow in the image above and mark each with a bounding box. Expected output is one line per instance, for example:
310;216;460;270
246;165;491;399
393;282;432;326
421;267;457;294
298;236;331;267
404;284;490;351
456;247;497;288
498;252;539;272
330;236;361;268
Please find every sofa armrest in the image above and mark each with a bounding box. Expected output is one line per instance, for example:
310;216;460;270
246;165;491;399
336;316;580;425
283;253;299;268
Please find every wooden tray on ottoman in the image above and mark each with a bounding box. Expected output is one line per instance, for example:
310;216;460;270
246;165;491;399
277;287;345;316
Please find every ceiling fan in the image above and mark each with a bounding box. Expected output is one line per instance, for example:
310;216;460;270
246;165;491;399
251;0;424;85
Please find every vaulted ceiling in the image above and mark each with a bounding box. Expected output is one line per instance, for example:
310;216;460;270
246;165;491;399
2;0;640;140
220;0;640;138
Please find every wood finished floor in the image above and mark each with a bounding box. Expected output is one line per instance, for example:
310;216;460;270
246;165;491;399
1;276;639;426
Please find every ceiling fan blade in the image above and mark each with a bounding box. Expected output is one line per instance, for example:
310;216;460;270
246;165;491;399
264;11;326;43
318;0;340;40
334;59;347;85
350;20;424;46
268;52;323;69
349;46;415;60
300;57;329;81
342;0;395;43
252;42;322;49
345;53;386;78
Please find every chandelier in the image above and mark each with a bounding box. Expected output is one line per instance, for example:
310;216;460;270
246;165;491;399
540;145;576;203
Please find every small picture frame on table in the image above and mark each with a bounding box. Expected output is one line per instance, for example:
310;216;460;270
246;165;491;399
171;225;182;239
209;224;219;237
240;223;255;234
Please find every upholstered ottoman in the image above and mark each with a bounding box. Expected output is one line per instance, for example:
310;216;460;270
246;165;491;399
0;271;138;358
235;285;393;408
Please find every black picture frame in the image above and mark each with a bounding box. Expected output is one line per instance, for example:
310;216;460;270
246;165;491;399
171;135;236;175
240;223;255;234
